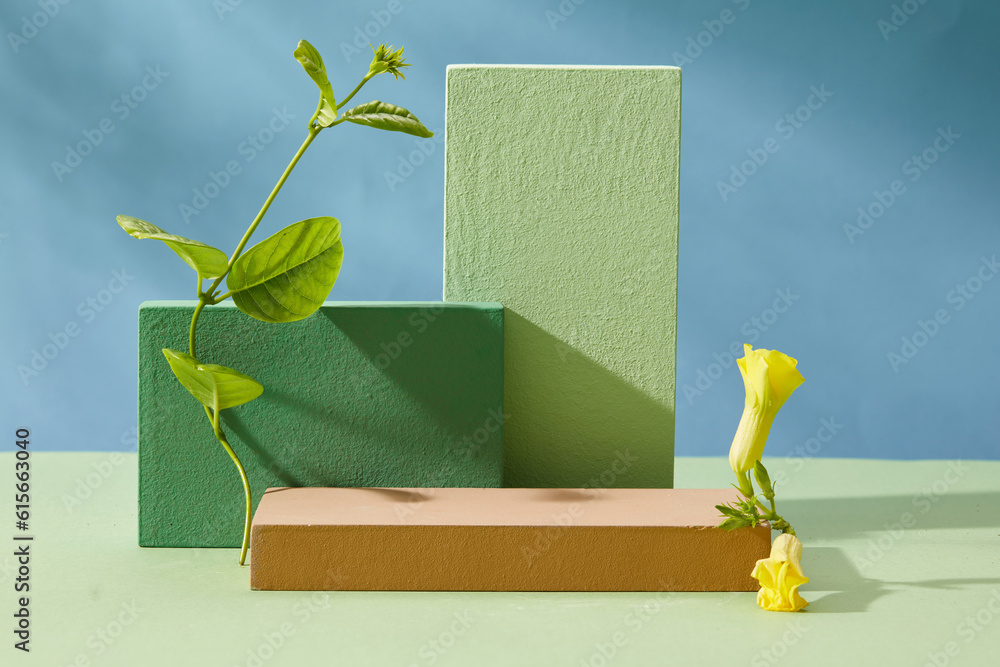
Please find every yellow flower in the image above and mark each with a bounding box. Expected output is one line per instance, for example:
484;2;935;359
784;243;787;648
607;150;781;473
752;533;809;611
729;344;804;475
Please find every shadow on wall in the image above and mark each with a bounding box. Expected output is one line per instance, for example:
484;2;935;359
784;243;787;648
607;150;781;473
223;388;371;488
502;309;674;489
138;303;509;547
327;304;505;485
327;306;502;428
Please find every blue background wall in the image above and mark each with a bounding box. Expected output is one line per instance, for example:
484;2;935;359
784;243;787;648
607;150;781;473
2;0;997;460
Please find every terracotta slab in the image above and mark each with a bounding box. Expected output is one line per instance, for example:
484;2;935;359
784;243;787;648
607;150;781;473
250;487;769;591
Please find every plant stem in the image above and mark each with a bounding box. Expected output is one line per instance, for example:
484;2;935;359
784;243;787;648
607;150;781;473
736;469;754;498
207;405;252;566
337;72;374;110
183;117;325;566
185;127;319;358
211;127;320;294
755;498;795;536
189;298;207;358
186;69;376;351
739;475;795;536
178;69;377;567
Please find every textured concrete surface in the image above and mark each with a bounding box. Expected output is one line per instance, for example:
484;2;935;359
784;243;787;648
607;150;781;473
443;65;681;488
249;487;769;591
138;301;504;547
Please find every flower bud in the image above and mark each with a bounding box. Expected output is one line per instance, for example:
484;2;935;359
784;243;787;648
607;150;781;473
728;344;804;474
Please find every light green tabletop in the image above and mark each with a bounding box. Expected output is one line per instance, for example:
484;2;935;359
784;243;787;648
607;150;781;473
3;453;998;666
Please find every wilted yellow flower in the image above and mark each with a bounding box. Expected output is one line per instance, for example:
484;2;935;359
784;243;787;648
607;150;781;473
729;344;804;475
752;533;809;611
369;43;411;80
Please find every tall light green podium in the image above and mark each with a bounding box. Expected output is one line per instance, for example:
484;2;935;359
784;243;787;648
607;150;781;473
444;65;682;488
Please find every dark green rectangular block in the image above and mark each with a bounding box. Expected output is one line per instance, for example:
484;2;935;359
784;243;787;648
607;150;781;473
138;301;504;547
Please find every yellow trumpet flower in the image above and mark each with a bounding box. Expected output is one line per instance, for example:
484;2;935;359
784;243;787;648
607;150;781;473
729;344;805;475
752;533;809;612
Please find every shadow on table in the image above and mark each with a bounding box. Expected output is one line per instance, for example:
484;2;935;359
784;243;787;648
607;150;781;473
781;491;1000;540
802;546;1000;614
789;490;1000;612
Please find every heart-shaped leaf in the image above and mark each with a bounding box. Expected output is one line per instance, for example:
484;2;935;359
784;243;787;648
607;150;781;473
294;39;336;111
341;101;433;138
162;349;263;411
226;217;344;323
117;215;229;278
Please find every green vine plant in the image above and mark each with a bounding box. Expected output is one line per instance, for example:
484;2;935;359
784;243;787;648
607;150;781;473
116;41;433;566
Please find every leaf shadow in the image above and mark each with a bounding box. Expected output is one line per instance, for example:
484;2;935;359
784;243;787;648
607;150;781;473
222;409;306;488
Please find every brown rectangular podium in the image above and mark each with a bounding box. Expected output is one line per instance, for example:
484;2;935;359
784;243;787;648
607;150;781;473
249;487;770;591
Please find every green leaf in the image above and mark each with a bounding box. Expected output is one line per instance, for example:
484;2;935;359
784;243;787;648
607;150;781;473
316;99;337;128
718;516;752;531
226;216;344;323
341;101;433;138
754;460;774;498
162;349;263;411
715;504;743;519
294;40;336;110
117;215;229;278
